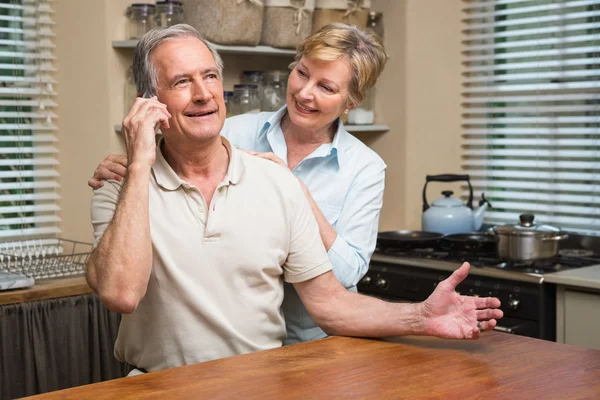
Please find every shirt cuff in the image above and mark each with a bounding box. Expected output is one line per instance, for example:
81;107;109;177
327;235;360;288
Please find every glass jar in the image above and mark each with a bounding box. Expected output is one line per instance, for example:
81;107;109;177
126;4;156;40
261;70;288;112
231;84;260;116
155;1;184;28
124;66;138;116
240;71;264;92
366;11;384;39
223;91;234;118
347;86;375;125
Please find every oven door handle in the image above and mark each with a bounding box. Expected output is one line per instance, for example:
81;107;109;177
493;325;514;334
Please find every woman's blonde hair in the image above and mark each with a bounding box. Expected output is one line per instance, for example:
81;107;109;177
291;23;389;107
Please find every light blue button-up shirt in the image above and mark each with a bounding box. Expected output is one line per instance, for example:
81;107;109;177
222;106;386;344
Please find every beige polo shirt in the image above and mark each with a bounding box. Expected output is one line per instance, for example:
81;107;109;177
90;136;332;372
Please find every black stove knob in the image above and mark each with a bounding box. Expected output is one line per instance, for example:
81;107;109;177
375;278;388;289
361;276;372;286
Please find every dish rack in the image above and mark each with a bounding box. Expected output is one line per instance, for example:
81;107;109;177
0;238;93;280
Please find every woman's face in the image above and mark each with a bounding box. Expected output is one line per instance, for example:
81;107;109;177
286;55;354;133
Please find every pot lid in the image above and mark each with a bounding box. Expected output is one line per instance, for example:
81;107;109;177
494;214;561;235
432;191;464;207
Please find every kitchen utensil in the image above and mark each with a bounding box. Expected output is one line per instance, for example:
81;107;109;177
441;232;497;252
421;174;491;234
493;214;568;263
377;230;443;250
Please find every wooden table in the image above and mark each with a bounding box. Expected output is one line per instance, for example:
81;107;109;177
25;332;600;399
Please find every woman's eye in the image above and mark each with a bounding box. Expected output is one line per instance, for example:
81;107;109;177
297;69;307;78
321;85;333;93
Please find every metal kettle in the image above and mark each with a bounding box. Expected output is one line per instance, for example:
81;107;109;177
421;174;491;235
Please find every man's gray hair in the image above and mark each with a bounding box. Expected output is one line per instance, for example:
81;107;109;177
132;24;224;97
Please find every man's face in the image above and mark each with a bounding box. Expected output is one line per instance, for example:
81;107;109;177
152;36;226;142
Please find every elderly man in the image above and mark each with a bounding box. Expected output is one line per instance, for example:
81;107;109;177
87;24;502;374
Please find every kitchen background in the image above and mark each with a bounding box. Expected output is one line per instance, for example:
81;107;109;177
3;1;600;398
54;0;463;242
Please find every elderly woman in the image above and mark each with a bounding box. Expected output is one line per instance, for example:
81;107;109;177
89;23;388;345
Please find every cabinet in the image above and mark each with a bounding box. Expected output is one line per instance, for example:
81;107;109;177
112;40;389;134
0;292;123;399
556;286;600;350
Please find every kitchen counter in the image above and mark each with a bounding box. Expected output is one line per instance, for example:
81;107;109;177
24;332;600;399
545;265;600;290
0;275;92;306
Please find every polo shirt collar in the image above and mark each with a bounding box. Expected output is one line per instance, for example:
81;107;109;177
152;135;244;191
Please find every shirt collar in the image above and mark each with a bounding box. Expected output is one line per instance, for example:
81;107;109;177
258;105;288;140
259;105;345;166
152;135;245;191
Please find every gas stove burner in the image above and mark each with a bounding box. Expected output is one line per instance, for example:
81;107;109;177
559;249;595;258
497;256;558;271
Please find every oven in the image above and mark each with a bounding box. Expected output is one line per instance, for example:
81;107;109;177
358;233;600;341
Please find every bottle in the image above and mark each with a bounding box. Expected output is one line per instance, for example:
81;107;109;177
231;84;260;115
223;91;234;118
261;70;288;112
366;11;384;39
155;1;184;28
125;4;156;40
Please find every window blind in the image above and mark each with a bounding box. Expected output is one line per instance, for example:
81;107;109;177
0;0;60;239
462;0;600;234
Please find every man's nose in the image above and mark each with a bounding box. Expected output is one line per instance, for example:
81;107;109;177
192;81;212;102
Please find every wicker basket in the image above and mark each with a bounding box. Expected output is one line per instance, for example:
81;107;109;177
312;0;370;33
184;0;264;46
261;0;315;49
0;238;92;279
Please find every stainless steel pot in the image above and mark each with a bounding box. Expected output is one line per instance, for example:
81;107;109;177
493;214;568;263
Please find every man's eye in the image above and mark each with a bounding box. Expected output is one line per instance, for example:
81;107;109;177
176;79;187;85
207;74;217;79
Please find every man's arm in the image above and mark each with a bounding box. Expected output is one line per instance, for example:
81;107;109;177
87;164;152;314
292;263;503;340
86;96;170;314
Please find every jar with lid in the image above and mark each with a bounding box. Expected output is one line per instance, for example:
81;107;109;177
347;86;375;125
240;71;264;92
261;70;288;112
126;4;156;40
223;91;234;118
124;66;138;116
231;84;260;116
155;1;184;28
366;11;384;39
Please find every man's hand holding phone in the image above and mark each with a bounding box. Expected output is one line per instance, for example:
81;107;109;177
121;94;171;168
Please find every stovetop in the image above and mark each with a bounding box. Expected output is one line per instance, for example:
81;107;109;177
374;247;600;275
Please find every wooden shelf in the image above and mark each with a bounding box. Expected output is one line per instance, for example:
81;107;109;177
115;124;389;134
112;40;296;56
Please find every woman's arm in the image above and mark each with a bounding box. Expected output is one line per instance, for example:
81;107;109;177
248;151;386;289
318;161;386;288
